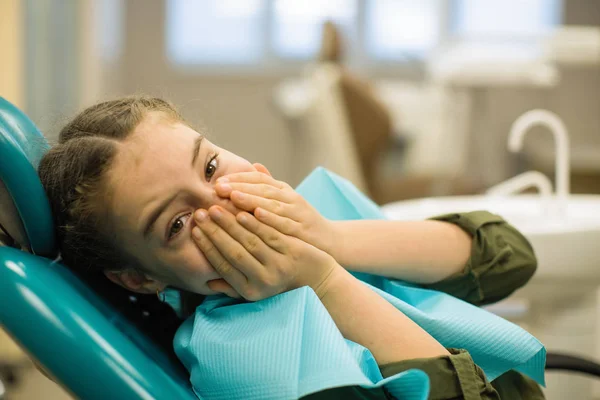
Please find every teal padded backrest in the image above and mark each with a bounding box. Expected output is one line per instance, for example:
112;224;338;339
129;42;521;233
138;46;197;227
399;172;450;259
0;98;197;399
0;247;197;400
0;97;55;256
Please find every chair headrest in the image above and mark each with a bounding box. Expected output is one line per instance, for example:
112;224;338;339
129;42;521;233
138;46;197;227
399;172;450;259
0;97;56;257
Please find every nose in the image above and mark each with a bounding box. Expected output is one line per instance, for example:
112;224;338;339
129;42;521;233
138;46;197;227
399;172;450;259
213;193;243;215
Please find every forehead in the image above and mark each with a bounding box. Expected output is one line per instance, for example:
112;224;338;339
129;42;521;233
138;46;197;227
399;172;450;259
106;115;199;233
122;114;195;161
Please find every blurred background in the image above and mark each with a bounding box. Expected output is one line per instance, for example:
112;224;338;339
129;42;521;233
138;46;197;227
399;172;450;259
1;0;600;399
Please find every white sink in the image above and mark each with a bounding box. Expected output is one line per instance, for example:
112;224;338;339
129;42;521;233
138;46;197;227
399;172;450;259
382;195;600;280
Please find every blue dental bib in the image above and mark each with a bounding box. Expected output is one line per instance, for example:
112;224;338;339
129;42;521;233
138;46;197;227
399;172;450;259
174;168;545;400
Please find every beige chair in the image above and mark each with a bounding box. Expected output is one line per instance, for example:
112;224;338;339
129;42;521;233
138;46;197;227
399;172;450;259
292;63;369;193
273;21;482;203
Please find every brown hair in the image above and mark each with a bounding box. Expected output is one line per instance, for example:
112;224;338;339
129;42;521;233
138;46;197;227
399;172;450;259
39;96;184;272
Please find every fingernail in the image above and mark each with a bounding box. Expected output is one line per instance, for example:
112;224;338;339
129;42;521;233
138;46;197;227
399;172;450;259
237;213;248;224
195;209;207;221
234;191;245;200
217;182;232;193
217;177;229;183
209;207;222;219
192;227;202;239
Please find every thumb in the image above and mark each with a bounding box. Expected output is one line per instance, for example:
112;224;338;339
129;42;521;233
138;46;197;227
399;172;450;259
253;163;272;177
207;279;241;299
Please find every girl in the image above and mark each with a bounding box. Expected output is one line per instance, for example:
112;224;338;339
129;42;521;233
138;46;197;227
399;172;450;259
38;96;543;399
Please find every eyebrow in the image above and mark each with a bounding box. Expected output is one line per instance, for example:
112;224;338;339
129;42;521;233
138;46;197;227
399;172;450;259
191;135;204;168
142;135;204;239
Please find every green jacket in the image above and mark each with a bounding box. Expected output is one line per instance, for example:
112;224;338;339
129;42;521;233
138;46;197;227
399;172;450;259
302;211;544;400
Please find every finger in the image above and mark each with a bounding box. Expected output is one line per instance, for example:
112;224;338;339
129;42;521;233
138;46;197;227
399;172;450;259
205;206;271;264
217;171;289;189
192;213;247;289
254;207;303;238
228;191;299;221
253;162;272;177
236;211;289;254
194;209;264;282
207;279;242;299
216;181;295;204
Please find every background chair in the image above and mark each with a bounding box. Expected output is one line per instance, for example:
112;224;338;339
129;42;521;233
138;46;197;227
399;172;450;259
273;21;482;204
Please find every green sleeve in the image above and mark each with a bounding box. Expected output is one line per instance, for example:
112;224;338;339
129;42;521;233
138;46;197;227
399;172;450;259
380;348;499;400
378;349;544;400
422;211;537;306
300;350;545;400
491;370;546;400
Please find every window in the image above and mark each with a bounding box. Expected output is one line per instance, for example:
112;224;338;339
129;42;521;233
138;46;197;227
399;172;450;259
365;0;442;60
271;0;357;59
448;0;562;62
452;0;562;40
98;0;124;62
165;0;563;68
166;0;266;64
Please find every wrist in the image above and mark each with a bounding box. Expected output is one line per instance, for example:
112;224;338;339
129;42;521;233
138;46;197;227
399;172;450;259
324;220;344;264
312;262;347;300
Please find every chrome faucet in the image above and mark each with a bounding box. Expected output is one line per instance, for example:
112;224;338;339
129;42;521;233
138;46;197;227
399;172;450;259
507;109;570;213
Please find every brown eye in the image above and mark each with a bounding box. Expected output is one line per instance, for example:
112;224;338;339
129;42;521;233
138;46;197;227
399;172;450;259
168;213;191;240
205;156;218;180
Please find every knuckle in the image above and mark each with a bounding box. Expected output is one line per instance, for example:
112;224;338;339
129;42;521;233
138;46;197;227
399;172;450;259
215;259;231;275
267;233;281;247
288;245;302;262
296;194;308;205
291;252;301;262
232;250;245;263
245;236;259;253
202;240;215;253
284;218;296;234
206;225;220;237
263;184;276;197
262;275;278;290
269;199;281;213
243;287;262;302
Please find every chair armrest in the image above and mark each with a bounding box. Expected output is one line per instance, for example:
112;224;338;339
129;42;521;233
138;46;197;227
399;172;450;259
546;351;600;378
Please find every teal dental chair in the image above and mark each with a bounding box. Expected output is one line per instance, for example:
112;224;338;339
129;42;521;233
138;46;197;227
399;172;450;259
2;97;600;400
0;97;197;400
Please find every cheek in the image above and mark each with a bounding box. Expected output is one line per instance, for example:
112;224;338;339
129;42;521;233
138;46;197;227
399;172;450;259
157;240;221;293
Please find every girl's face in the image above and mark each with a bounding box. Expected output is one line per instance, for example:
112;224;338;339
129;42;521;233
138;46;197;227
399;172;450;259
105;113;261;295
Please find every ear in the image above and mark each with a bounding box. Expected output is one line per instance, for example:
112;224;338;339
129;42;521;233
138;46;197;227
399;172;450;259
104;269;166;294
253;163;272;177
